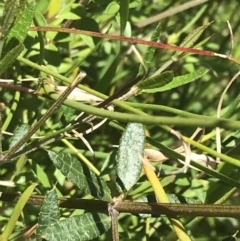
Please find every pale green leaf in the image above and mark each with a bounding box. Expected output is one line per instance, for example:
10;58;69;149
117;123;145;192
104;1;119;15
48;151;112;201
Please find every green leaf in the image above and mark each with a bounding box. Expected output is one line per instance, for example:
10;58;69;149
0;0;18;57
138;22;161;76
42;213;111;241
180;22;212;48
1;184;37;240
36;188;60;239
76;17;101;49
119;0;129;35
141;68;208;93
36;0;50;13
0;43;24;75
9;124;30;151
104;1;120;15
48;151;112;201
4;1;35;54
96;43;121;92
137;71;173;91
174;22;212;57
167;194;202;204
117;123;145;192
0;0;18;39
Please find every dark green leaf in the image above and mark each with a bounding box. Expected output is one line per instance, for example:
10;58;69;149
137;71;173;92
36;188;60;239
117;123;145;192
142;68;208;93
48;151;112;201
0;43;24;75
96;44;121;92
120;0;129;35
42;213;111;241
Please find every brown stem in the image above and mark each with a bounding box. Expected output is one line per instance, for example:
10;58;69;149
1;192;240;217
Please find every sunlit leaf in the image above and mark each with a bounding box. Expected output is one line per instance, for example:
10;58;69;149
117;123;145;192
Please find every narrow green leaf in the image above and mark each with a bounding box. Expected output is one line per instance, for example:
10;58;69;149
0;0;18;57
96;43;121;92
1;184;37;240
4;1;35;51
48;151;112;201
119;0;129;35
117;123;145;192
138;22;161;76
137;71;173;91
180;21;212;48
0;0;18;39
0;43;24;75
9;124;30;151
141;68;209;93
36;188;60;239
174;22;212;57
42;213;111;241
